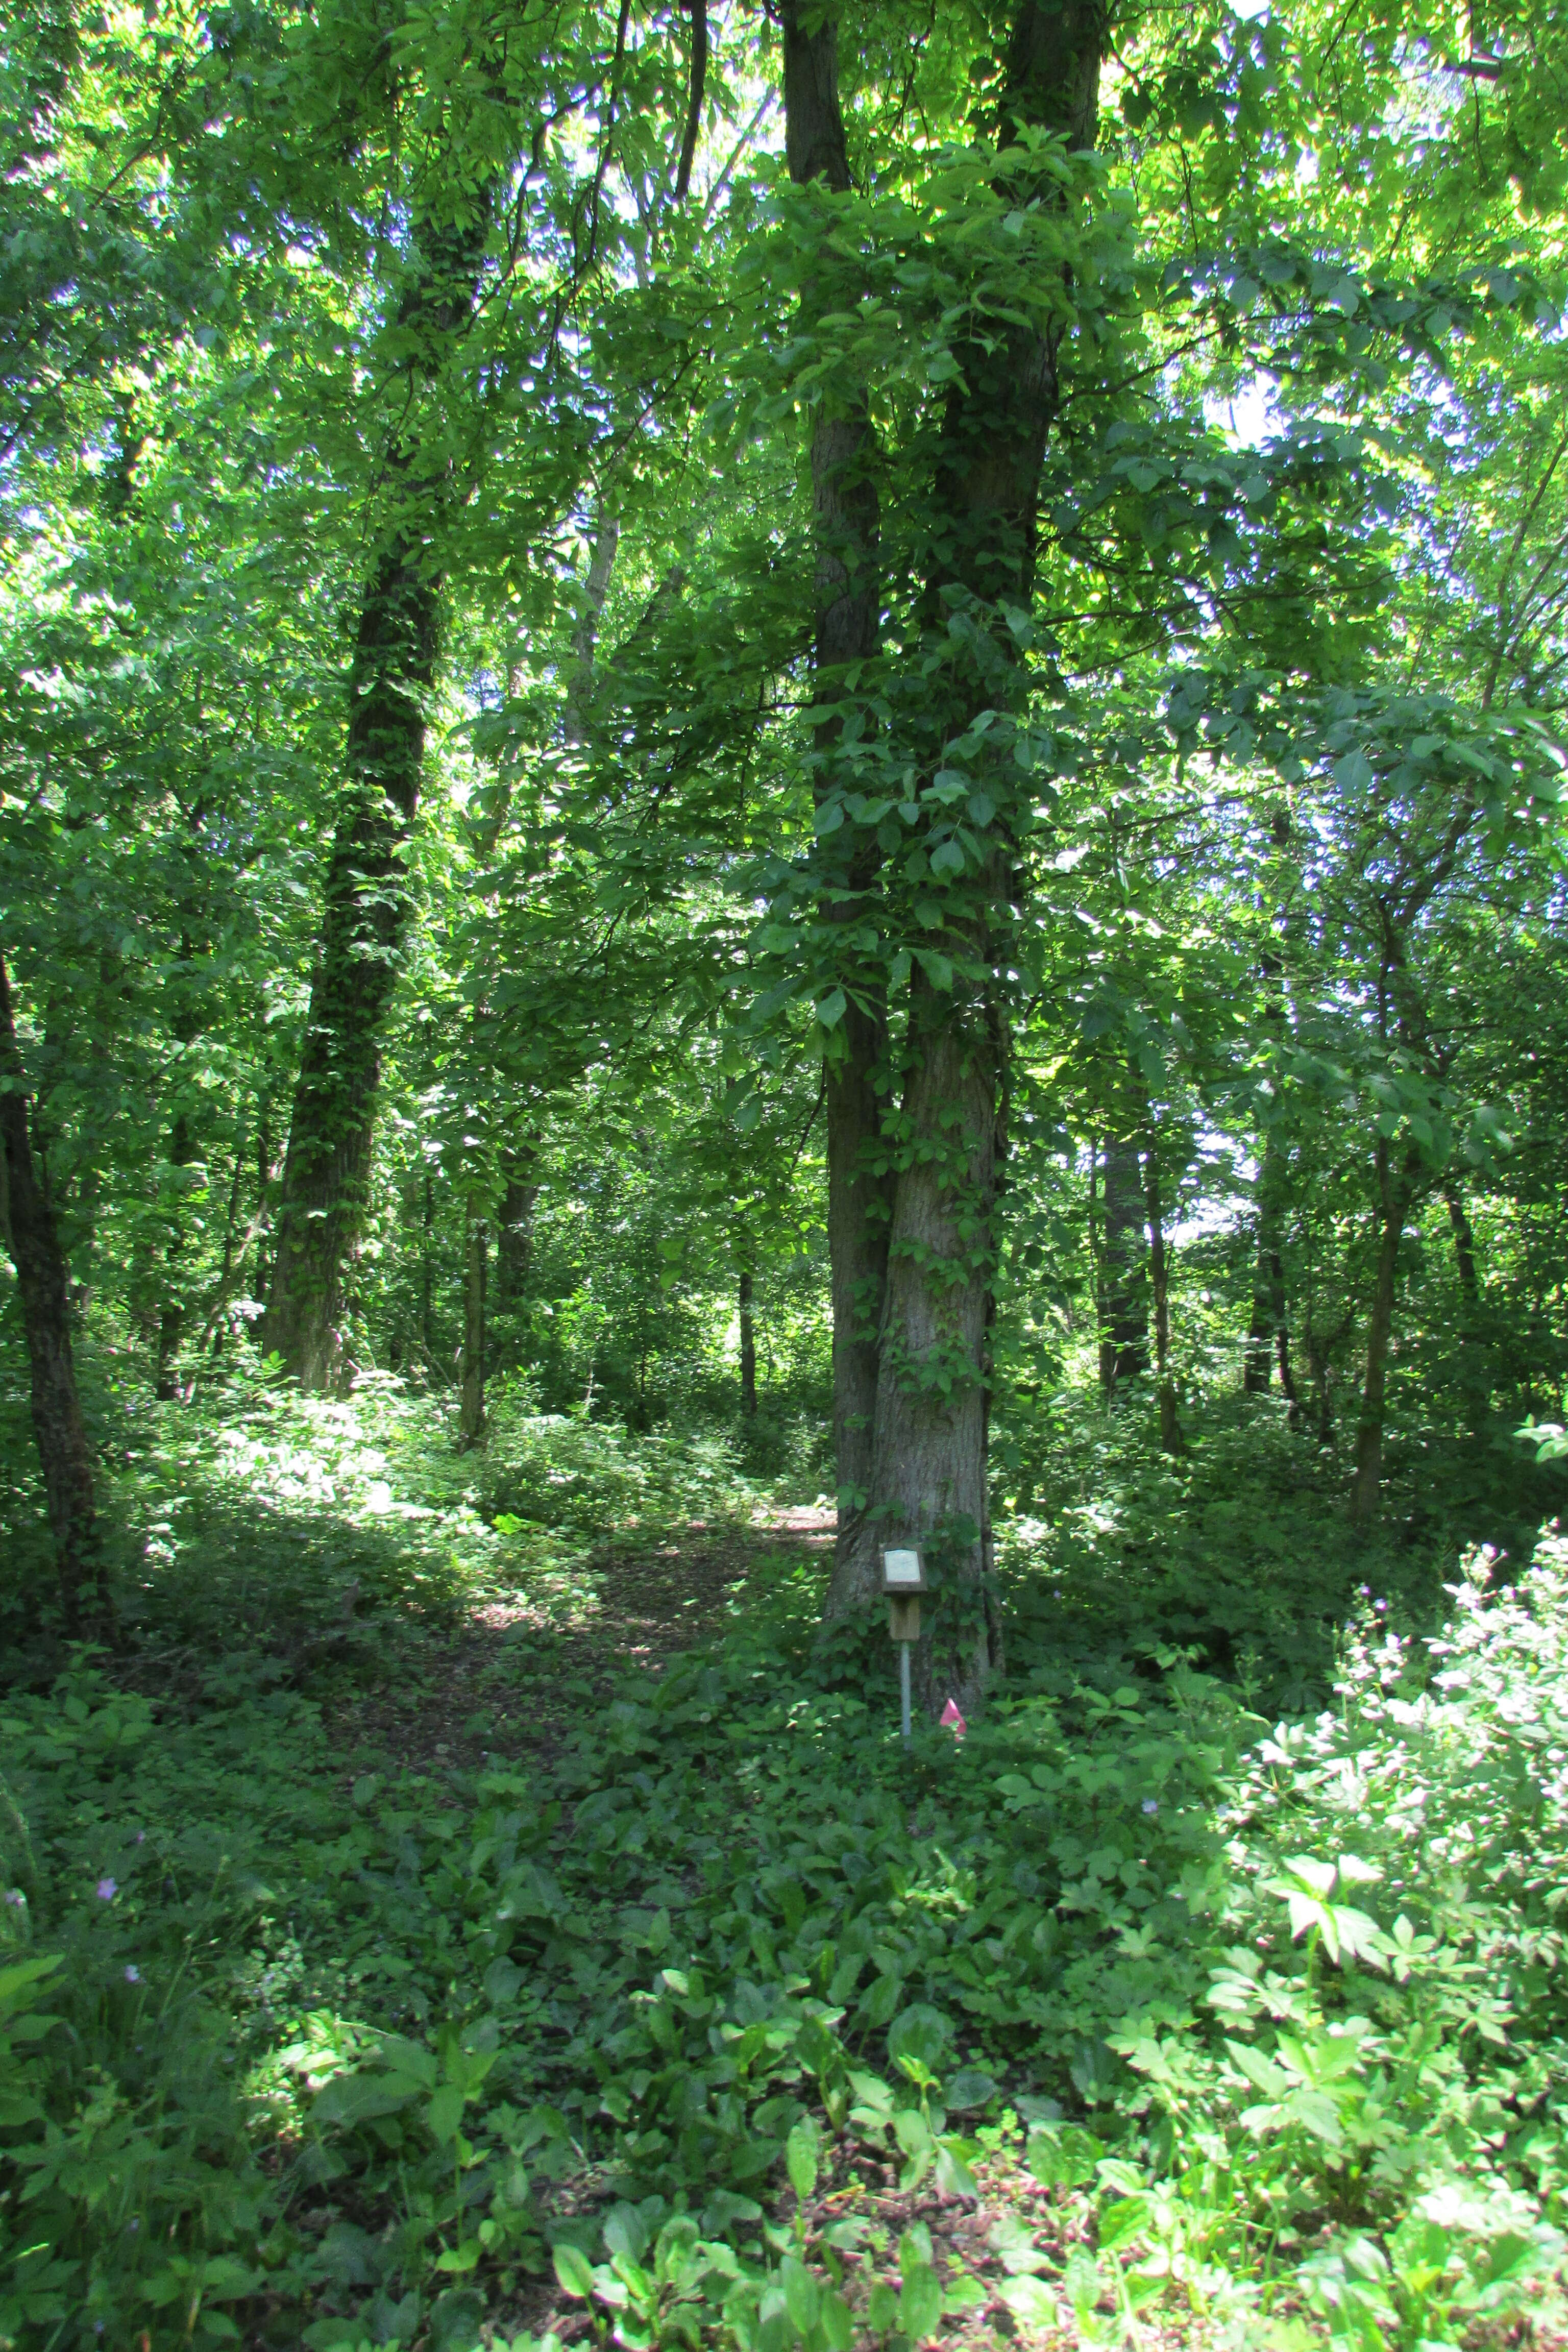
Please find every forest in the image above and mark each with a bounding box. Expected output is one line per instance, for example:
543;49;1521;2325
5;0;1568;2344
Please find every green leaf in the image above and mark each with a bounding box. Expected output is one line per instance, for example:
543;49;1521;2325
999;2274;1059;2329
888;2004;950;2074
780;2255;820;2332
1096;2194;1151;2253
867;2280;899;2333
427;2082;465;2143
552;2244;597;2301
786;2116;819;2201
899;2261;943;2340
820;2285;854;2350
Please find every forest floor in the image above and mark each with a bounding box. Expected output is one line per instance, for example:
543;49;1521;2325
314;1503;1290;2352
9;1379;1568;2352
328;1504;838;1781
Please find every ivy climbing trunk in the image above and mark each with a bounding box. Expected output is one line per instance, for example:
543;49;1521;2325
261;207;490;1389
780;0;1110;1706
0;950;107;1634
778;0;891;1613
862;0;1107;1715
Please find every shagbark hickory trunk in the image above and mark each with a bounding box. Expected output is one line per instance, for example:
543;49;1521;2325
0;950;107;1634
871;0;1108;1716
778;1;891;1610
780;1;1110;1707
872;970;1003;1715
262;208;490;1389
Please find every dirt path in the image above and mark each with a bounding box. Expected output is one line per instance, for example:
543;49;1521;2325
332;1508;835;1779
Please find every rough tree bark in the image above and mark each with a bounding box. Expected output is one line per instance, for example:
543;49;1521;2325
1144;1147;1184;1454
461;517;614;1405
1245;855;1297;1400
864;1;1108;1715
780;1;1109;1711
0;949;107;1634
421;1166;435;1359
739;1266;757;1419
1098;1136;1149;1389
1446;1182;1480;1302
1245;1170;1297;1405
495;1147;540;1322
261;208;491;1388
458;1190;487;1447
778;1;892;1612
1349;1139;1418;1525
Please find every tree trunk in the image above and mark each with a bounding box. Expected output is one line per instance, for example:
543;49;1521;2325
867;971;1002;1717
0;950;107;1635
1099;1138;1148;1390
779;1;894;1615
1446;1182;1480;1302
1272;1243;1298;1410
1243;1273;1272;1393
1246;1111;1298;1406
252;1093;276;1305
494;1146;540;1321
421;1165;435;1359
739;1266;757;1418
1144;1147;1184;1455
155;1100;194;1401
824;993;891;1606
787;0;1110;1712
1349;1142;1416;1525
1309;1335;1336;1448
458;1191;487;1447
261;210;490;1389
207;1126;246;1357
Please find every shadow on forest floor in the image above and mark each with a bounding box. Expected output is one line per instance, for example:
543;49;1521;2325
321;1506;838;1780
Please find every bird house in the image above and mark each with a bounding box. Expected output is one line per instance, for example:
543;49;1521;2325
883;1547;925;1643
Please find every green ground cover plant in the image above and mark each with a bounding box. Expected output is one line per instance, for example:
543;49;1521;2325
8;0;1568;2340
4;1379;1566;2351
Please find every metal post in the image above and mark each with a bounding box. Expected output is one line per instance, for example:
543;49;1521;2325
899;1640;912;1749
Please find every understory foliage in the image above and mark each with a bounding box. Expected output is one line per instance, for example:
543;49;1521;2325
3;1379;1567;2350
8;0;1568;2343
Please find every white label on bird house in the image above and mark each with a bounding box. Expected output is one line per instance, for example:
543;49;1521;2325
884;1548;922;1586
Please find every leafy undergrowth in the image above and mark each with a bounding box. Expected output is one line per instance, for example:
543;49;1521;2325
3;1378;1568;2352
993;1378;1568;1712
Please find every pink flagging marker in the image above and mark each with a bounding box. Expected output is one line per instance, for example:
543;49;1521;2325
940;1699;967;1738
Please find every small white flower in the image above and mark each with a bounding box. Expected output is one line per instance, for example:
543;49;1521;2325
124;1966;140;1984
